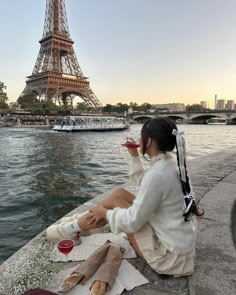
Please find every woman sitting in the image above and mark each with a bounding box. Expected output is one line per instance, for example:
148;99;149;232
47;117;203;277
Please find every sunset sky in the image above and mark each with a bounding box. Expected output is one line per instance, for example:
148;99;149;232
0;0;236;108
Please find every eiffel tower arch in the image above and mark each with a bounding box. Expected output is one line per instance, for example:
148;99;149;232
19;0;103;109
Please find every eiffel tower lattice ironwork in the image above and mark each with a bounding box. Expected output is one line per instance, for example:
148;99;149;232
20;0;102;108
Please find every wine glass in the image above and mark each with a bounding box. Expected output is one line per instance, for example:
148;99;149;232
110;137;140;155
121;142;140;149
121;137;140;149
58;239;74;263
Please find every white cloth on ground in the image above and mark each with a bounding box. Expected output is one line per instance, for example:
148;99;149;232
47;260;149;295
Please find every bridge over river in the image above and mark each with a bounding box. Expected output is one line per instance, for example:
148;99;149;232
127;110;236;124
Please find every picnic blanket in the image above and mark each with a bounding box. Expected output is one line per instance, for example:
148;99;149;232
51;232;136;262
49;233;148;294
48;260;148;295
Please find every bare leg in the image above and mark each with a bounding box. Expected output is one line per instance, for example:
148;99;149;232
78;187;135;230
79;187;143;257
100;187;135;208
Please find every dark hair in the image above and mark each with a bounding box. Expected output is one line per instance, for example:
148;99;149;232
141;117;176;155
141;117;204;221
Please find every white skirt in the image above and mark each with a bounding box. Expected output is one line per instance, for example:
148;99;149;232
134;223;196;276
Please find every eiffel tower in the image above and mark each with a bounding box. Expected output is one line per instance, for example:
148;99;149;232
20;0;102;108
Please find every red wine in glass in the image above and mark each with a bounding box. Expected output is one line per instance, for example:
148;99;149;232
58;239;74;262
121;143;140;149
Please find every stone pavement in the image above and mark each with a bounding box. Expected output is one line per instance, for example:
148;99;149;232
188;157;236;295
0;147;236;295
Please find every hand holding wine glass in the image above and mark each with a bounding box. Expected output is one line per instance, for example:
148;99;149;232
121;137;140;157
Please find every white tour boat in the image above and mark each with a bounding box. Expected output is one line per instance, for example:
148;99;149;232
53;115;130;132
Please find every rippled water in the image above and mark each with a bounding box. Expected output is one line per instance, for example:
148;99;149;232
0;124;235;263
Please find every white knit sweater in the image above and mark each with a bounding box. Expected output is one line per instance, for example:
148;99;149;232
106;153;196;254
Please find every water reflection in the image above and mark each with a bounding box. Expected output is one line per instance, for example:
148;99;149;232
29;132;95;225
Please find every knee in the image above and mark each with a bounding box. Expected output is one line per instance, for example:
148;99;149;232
111;187;127;207
112;188;128;202
113;187;127;196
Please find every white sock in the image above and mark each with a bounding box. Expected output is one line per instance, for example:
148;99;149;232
62;220;81;234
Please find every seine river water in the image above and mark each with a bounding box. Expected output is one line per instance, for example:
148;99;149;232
0;123;235;263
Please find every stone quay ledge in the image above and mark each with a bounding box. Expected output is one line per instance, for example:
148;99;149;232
0;148;236;295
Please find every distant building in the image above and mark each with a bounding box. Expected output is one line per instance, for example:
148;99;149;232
152;103;186;112
214;94;217;109
226;100;235;110
200;101;208;109
216;99;226;110
128;107;133;114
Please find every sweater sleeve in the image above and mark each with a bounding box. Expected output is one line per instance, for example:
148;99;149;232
106;169;165;233
128;156;145;186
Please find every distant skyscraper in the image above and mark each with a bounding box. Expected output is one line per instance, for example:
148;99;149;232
214;94;217;109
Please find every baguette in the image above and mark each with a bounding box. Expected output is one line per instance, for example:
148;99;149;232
58;272;84;293
90;280;107;295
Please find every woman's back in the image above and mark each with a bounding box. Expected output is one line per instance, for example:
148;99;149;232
145;154;196;254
